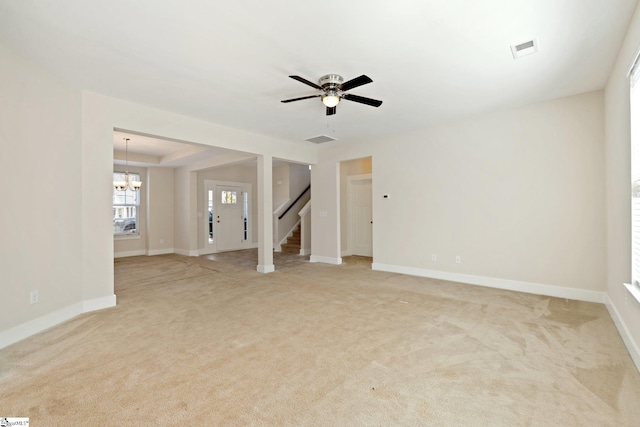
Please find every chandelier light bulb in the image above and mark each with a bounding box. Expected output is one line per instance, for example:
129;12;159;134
113;138;142;192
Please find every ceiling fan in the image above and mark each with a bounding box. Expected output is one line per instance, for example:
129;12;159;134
281;74;383;116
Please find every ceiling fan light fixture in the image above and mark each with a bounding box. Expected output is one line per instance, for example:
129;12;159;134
282;74;382;116
322;94;340;108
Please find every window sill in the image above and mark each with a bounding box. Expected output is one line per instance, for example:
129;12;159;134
114;234;141;241
623;283;640;304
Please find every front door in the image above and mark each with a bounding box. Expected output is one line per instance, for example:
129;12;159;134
216;185;244;251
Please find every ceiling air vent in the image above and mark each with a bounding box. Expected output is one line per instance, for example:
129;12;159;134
510;38;539;59
305;135;336;144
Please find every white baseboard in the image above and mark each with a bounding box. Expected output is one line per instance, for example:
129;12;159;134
146;248;174;256
114;249;146;258
0;294;117;350
371;263;606;304
257;264;275;273
310;255;342;265
125;244;262;258
82;294;117;312
605;294;640;372
300;248;311;256
174;248;199;257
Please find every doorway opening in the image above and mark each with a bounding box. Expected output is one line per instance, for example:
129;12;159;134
339;157;373;260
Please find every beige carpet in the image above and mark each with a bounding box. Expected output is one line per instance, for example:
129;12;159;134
1;253;639;426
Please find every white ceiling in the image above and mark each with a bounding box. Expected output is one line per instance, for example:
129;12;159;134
1;0;637;154
112;130;291;168
112;130;244;167
113;131;192;157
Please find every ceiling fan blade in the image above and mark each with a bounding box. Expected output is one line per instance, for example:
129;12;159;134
289;75;322;90
326;106;336;116
343;93;383;107
339;75;373;92
281;94;322;103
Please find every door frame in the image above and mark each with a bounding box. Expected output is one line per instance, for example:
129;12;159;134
347;174;373;257
202;179;252;254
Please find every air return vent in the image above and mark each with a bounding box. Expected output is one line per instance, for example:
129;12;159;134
510;38;539;59
305;135;336;144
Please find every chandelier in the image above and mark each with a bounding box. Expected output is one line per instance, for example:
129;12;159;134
113;138;142;191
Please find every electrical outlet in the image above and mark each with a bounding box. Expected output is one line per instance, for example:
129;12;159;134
30;290;39;304
431;254;437;261
455;256;461;264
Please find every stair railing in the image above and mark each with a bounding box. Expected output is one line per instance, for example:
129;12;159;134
278;185;310;220
273;185;311;252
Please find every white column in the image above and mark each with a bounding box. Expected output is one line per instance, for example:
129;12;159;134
310;161;342;265
257;154;275;273
188;170;199;256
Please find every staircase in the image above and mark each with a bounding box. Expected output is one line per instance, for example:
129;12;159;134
280;224;301;254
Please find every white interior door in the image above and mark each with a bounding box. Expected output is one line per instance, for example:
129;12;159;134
216;185;244;251
350;178;373;257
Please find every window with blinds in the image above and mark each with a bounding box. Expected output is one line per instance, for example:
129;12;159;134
630;57;640;286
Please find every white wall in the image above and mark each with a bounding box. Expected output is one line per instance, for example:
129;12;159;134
310;161;341;264
0;45;87;340
273;163;310;211
81;93;117;305
604;2;640;367
147;167;174;255
314;91;606;296
288;163;311;200
273;165;289;209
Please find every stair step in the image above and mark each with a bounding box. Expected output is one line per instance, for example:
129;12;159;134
279;223;302;254
281;243;300;254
